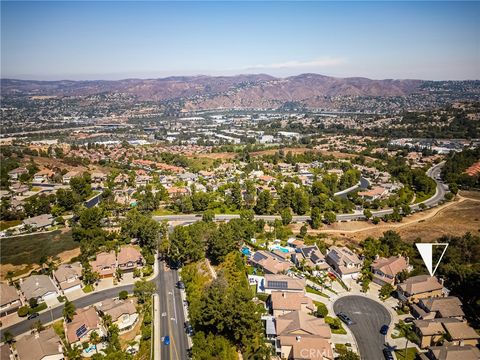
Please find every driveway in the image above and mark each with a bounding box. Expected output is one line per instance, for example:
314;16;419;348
333;295;391;360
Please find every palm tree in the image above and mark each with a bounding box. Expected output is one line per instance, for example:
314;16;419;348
3;331;14;345
89;330;101;354
63;300;76;322
396;321;419;359
67;344;83;360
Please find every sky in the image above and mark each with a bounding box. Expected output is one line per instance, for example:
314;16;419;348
1;1;479;81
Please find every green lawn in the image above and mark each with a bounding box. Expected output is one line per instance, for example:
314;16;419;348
83;284;94;293
325;316;347;334
0;230;78;265
395;348;418;360
306;285;330;298
152;208;176;216
0;220;22;231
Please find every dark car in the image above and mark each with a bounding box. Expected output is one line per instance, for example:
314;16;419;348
382;348;394;360
336;312;353;325
404;317;415;323
27;312;39;320
380;325;389;335
185;323;194;335
177;281;185;289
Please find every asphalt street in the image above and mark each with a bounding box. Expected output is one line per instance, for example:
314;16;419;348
155;261;188;360
333;295;391;360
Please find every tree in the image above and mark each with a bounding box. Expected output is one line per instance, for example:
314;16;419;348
3;330;14;344
202;209;215;223
310;207;322;229
299;224;308;238
119;290;128;300
134;280;156;304
90;330;101;353
254;190;272;215
396;321;419;360
314;302;328;318
379;283;395;300
323;211;336;225
280;207;292;225
363;209;372;220
63;299;76;322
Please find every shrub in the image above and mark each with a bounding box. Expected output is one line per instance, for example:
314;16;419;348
119;290;128;300
142;265;153;277
18;306;29;317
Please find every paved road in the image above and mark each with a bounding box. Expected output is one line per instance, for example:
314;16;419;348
155;262;188;360
154;162;447;224
333;295;391;360
0;283;134;339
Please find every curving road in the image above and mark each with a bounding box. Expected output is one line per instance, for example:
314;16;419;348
154;162;447;223
333;295;391;360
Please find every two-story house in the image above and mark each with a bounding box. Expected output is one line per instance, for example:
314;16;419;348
250;251;292;275
397;275;446;303
269;291;315;317
325;246;363;280
293;245;330;271
0;283;22;316
371;255;411;286
117;246;144;273
66;307;105;348
98;298;138;332
20;275;59;303
90;251;117;278
54;262;83;294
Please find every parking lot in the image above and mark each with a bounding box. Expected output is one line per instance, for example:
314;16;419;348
333;295;391;360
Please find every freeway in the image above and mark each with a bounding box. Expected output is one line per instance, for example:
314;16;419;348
154;162;447;224
155;261;188;360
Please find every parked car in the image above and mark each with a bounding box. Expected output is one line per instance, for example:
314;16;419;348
382;348;394;360
27;312;39;320
404;317;415;323
163;336;170;346
177;281;185;289
336;312;353;325
380;325;389;335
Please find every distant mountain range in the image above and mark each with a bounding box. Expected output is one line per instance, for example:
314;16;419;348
1;74;477;110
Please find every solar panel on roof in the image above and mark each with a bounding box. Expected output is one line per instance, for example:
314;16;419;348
76;324;88;338
267;280;288;289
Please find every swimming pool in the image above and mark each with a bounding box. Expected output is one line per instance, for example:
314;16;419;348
271;245;290;253
241;247;251;256
84;345;97;354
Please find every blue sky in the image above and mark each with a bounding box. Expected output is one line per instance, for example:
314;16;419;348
1;1;479;80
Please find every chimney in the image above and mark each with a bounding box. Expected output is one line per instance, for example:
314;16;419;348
296;336;301;342
282;292;286;298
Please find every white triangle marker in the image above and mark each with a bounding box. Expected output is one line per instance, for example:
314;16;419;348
416;243;448;276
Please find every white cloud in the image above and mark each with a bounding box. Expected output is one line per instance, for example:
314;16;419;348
244;57;347;70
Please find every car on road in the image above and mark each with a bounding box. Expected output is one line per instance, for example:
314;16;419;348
27;312;39;320
177;281;185;289
382;348;394;360
185;321;194;335
403;317;415;323
163;336;170;345
380;325;389;335
336;312;353;325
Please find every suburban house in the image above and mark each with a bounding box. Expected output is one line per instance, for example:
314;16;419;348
420;345;480;360
90;251;117;278
371;255;411;286
14;328;64;360
0;343;11;360
0;283;21;316
275;310;333;360
325;246;363;280
54;262;83;294
117;246;144;272
269;291;315;317
33;169;54;183
23;214;54;231
413;318;480;348
250;251;292;274
7;167;28;180
397;275;446;303
412;296;465;320
20;275;58;303
357;186;388;201
292;245;329;271
98;298;139;332
62;170;80;184
66;307;105;347
262;274;305;294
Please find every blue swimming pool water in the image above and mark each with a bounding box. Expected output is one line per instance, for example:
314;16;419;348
241;247;251;256
272;245;289;253
85;345;97;354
